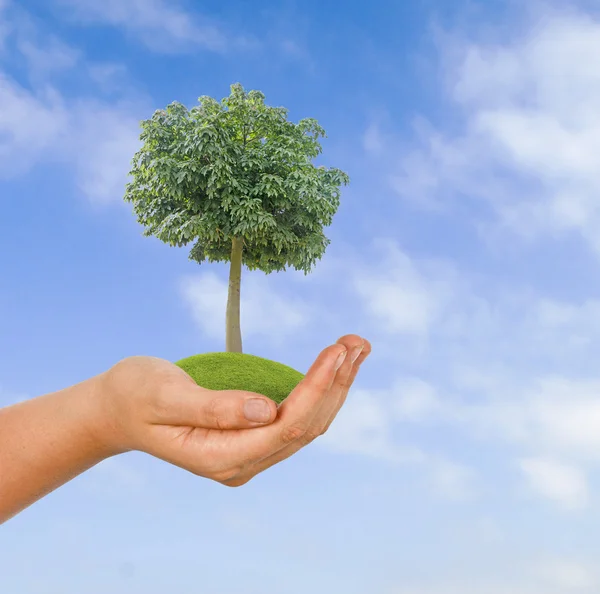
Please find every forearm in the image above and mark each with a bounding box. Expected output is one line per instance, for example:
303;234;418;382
0;375;113;524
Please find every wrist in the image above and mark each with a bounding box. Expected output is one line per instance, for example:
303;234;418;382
68;372;128;460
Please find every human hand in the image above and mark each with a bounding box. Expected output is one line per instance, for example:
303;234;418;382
94;335;371;486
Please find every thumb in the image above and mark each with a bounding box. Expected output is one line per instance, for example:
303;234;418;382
162;385;278;430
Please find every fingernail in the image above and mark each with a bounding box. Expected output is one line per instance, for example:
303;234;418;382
244;398;271;423
334;349;347;370
351;344;364;363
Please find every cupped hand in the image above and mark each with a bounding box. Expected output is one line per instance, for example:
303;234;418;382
95;335;371;486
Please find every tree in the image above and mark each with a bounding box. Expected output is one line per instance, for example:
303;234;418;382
125;83;349;353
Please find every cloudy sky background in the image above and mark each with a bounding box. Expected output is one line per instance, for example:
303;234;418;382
3;0;600;592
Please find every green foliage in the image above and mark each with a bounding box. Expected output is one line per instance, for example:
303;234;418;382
175;352;304;404
124;83;349;274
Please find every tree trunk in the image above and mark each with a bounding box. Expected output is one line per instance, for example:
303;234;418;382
225;236;243;353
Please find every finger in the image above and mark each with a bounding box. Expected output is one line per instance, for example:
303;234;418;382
229;342;348;462
322;337;372;432
296;334;364;437
152;384;278;430
225;336;370;485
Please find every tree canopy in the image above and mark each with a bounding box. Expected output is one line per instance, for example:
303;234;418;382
124;83;349;275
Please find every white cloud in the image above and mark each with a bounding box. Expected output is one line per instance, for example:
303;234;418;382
532;558;596;590
55;0;227;53
319;238;600;506
0;71;142;202
393;377;441;421
0;4;144;203
363;122;384;154
390;6;600;255
518;457;589;510
70;101;142;203
447;377;600;463
428;458;477;501
0;1;80;78
320;388;404;461
522;380;600;457
349;240;600;370
14;21;80;79
0;73;68;176
320;385;473;500
17;33;79;77
180;271;310;347
352;240;453;337
388;555;595;593
87;62;129;91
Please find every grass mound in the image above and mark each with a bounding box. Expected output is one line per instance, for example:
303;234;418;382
175;352;305;404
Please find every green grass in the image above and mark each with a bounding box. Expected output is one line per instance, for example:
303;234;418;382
175;352;305;404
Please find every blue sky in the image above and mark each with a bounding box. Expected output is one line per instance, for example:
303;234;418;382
3;0;600;592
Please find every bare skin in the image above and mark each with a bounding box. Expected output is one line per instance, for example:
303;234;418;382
0;334;371;524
